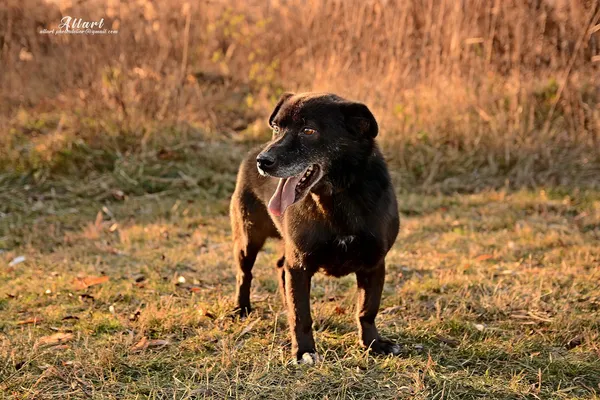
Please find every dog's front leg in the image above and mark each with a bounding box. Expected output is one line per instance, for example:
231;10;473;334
284;265;317;362
356;262;400;355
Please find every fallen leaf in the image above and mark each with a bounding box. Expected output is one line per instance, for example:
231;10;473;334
435;334;459;347
73;275;109;290
112;190;125;201
8;256;26;266
473;323;485;332
36;332;73;348
94;211;103;230
475;254;493;261
131;336;169;352
157;148;178;160
101;206;114;219
566;335;583;350
148;339;169;348
131;336;149;351
17;317;43;325
239;318;260;337
334;306;346;315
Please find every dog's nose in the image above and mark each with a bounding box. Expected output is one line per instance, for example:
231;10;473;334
256;154;276;171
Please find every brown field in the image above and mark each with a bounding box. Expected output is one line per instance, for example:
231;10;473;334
1;0;600;398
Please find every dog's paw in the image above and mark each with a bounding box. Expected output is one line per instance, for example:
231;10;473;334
367;338;401;356
293;352;322;366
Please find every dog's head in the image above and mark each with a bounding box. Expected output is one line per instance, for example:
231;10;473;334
257;92;378;216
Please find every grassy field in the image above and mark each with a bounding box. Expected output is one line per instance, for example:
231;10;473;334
1;0;599;398
1;142;599;399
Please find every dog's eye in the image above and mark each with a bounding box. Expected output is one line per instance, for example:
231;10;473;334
303;128;317;136
272;125;280;135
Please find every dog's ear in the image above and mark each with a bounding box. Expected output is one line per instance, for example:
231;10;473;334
269;92;294;127
340;102;378;138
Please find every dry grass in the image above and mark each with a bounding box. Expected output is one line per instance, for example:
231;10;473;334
1;0;599;189
0;146;600;399
1;1;600;398
1;146;600;399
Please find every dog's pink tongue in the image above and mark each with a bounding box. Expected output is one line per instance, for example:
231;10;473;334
268;176;301;216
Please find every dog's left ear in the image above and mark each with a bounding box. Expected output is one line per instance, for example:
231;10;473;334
340;102;378;138
269;92;294;127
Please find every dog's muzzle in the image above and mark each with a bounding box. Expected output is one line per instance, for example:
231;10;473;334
256;153;276;176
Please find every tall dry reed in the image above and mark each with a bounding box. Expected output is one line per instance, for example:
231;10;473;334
1;0;598;189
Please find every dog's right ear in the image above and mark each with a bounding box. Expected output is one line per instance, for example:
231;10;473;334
340;101;379;138
269;92;294;127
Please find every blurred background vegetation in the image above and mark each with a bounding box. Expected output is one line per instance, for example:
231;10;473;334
1;0;599;192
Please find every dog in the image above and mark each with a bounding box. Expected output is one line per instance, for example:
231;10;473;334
230;92;400;363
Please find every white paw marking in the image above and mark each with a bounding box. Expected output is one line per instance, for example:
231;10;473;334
294;352;321;365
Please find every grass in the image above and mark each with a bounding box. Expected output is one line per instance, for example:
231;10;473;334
1;144;599;399
1;1;599;397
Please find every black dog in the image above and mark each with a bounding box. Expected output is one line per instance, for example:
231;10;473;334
230;92;400;363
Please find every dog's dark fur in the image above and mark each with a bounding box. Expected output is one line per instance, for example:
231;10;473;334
230;92;400;361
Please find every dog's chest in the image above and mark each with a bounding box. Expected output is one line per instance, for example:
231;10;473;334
283;192;383;274
319;234;364;275
289;220;370;274
289;203;363;249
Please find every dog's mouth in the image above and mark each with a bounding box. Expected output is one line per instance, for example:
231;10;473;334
268;164;323;216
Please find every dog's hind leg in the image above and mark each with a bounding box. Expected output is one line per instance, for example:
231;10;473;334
231;189;277;317
233;235;265;317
